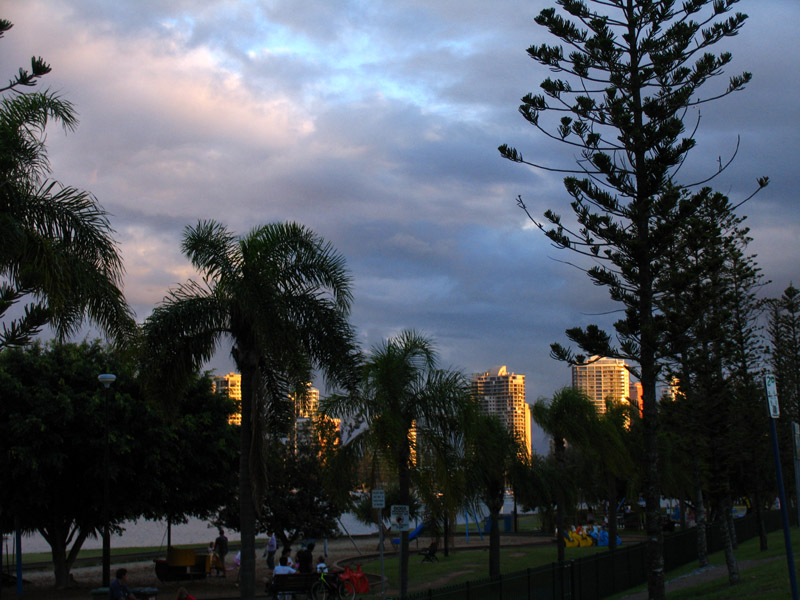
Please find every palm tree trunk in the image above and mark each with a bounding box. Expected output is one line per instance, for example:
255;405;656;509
555;439;566;564
398;442;411;599
607;473;618;552
239;362;259;599
488;504;501;578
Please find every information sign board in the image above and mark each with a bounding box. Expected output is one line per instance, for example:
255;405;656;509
766;373;780;419
390;504;409;532
372;489;385;509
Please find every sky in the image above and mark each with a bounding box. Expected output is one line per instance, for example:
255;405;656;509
3;1;798;450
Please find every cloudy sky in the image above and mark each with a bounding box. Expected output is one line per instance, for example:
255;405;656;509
4;1;798;447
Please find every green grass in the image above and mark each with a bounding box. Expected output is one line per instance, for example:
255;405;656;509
606;527;800;600
354;537;605;597
355;528;800;599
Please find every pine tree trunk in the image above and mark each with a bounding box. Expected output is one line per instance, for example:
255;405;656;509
695;485;708;568
679;499;687;530
754;489;768;551
727;503;738;550
719;495;740;584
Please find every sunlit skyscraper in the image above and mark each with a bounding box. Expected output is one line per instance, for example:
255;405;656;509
212;372;242;425
571;356;630;414
471;366;531;454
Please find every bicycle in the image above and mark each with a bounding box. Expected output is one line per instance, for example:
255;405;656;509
310;570;356;600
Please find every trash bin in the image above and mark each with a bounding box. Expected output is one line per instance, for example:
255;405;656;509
483;515;513;533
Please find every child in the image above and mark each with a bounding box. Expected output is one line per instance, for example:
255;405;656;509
316;555;328;573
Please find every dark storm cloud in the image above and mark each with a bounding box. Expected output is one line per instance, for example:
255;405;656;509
2;0;798;414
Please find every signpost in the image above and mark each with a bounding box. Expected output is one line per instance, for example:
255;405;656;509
793;422;800;529
372;489;386;597
765;373;798;600
391;504;410;532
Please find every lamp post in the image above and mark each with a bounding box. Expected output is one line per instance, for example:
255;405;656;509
98;373;116;587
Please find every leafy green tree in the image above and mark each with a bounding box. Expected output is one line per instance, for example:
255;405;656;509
217;431;351;552
532;387;597;562
143;371;239;527
0;340;236;588
323;330;470;598
0;19;133;349
142;220;358;599
500;3;763;596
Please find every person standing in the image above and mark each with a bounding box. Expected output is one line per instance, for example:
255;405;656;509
296;542;315;574
265;531;277;570
214;528;229;577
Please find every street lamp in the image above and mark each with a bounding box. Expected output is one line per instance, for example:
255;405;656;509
98;373;116;587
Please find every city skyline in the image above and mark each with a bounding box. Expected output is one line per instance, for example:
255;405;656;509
3;1;797;438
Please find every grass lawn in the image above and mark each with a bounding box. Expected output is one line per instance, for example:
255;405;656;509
357;526;800;599
607;526;800;600
356;537;606;597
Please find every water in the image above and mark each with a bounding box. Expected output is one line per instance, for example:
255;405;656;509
11;497;525;555
10;514;377;555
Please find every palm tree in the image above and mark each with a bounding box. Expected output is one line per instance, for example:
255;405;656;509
323;330;470;598
142;220;358;599
0;19;133;348
594;398;637;551
532;387;597;563
464;413;528;578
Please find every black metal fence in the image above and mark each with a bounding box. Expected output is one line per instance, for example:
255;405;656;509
404;511;786;600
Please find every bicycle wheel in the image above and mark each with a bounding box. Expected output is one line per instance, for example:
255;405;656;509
338;579;356;600
311;579;331;600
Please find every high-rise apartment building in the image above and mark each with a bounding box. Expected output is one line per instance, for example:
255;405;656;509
213;372;242;425
293;384;321;420
571;356;630;414
629;381;643;417
471;366;531;454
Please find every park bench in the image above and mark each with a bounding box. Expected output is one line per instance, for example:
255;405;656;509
420;540;439;563
266;572;320;598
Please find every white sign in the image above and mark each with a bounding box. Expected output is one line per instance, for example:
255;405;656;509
793;422;800;459
390;504;410;532
766;373;780;419
372;489;385;509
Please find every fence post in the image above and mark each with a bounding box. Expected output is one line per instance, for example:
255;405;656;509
527;568;531;600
